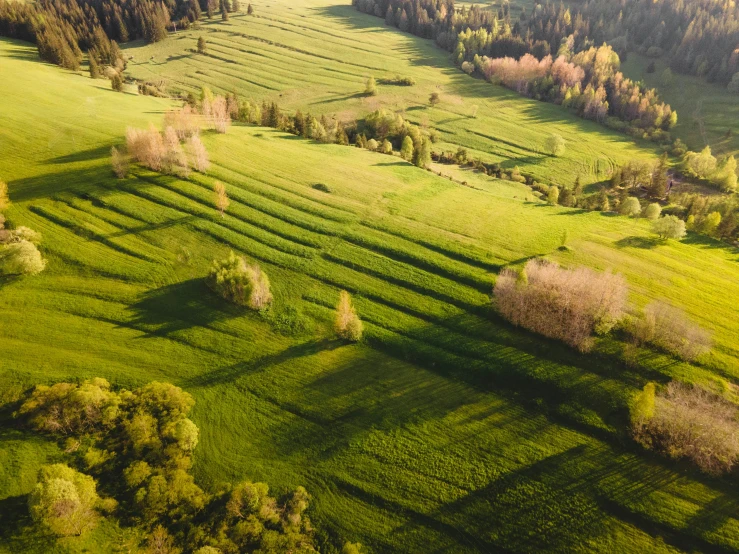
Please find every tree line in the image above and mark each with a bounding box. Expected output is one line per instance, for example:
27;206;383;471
354;0;739;88
0;0;202;70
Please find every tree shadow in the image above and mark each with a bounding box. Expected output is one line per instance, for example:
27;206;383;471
614;236;660;249
126;279;244;336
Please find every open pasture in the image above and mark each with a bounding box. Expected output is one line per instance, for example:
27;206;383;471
3;35;739;553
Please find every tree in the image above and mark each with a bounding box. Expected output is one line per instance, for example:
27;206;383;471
547;133;566;157
214;181;229;217
111;73;124;92
231;0;240;12
619;197;641;217
110;146;128;179
28;464;101;536
413;137;431;168
652;215;686;240
728;73;739;93
644;203;661;220
342;543;364;554
400;136;414;161
0;180;9;212
247;3;253;15
206;252;272;309
221;3;229;20
188;135;210;173
380;139;393;154
715;155;737;192
683;146;717;179
429;92;440;106
146;524;180;554
661;68;673;87
701;211;722;236
547;186;560;205
366;138;379;151
630;382;656;428
197;36;206;54
335;290;362;341
0;240;46;275
89;55;100;79
365;76;377;96
598;188;610;211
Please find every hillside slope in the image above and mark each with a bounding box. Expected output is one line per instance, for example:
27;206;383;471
2;37;739;553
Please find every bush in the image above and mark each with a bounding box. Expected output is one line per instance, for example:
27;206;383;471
619;197;641;216
643;202;661;220
365;76;377;96
632;382;739;475
335;290;362;341
0;240;46;275
206;251;272;310
312;183;332;193
629;301;711;361
652;215;686;240
546;133;566;157
494;259;627;351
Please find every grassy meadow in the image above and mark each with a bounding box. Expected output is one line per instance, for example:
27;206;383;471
124;0;661;189
2;8;739;554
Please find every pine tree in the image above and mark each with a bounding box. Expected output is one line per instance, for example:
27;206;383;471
247;3;253;15
197;36;206;54
232;0;240;12
111;73;124;92
88;54;100;79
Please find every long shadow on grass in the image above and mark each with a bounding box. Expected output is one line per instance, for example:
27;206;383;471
127;279;244;336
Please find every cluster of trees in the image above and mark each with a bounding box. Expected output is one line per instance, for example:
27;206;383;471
16;378;351;552
671;191;739;242
123;110;210;178
355;2;676;140
0;181;46;276
682;146;737;192
478;45;675;139
631;381;739;475
577;0;739;87
494;259;628;351
217;91;435;168
0;0;203;71
355;0;739;90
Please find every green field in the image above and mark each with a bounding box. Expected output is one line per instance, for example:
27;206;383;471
2;6;739;552
124;0;661;189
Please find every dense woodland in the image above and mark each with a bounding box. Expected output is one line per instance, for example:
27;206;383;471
354;0;739;86
0;0;203;69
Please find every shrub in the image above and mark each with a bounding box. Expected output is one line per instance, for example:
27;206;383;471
111;146;129;178
652;215;686;240
546;133;566;157
366;138;379;151
213;181;229;217
187;134;210;173
0;240;46;275
400;136;414;161
126;125;165;171
29;464;101;536
312;183;331;193
206;251;272;310
365;76;377;96
547;186;559;205
0;179;9;211
683;146;717;179
619;197;641;216
197;36;206;54
163;106;200;140
429;92;440;106
629;302;711;362
162;127;190;178
494;259;627;351
632;382;739;475
644;202;661;220
335;290;362;341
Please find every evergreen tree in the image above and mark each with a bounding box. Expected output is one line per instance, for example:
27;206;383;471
197;36;206;54
88;54;100;79
413;137;431;168
111;73;124;92
247;3;253;15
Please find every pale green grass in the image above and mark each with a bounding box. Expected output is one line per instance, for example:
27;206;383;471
2;37;739;554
